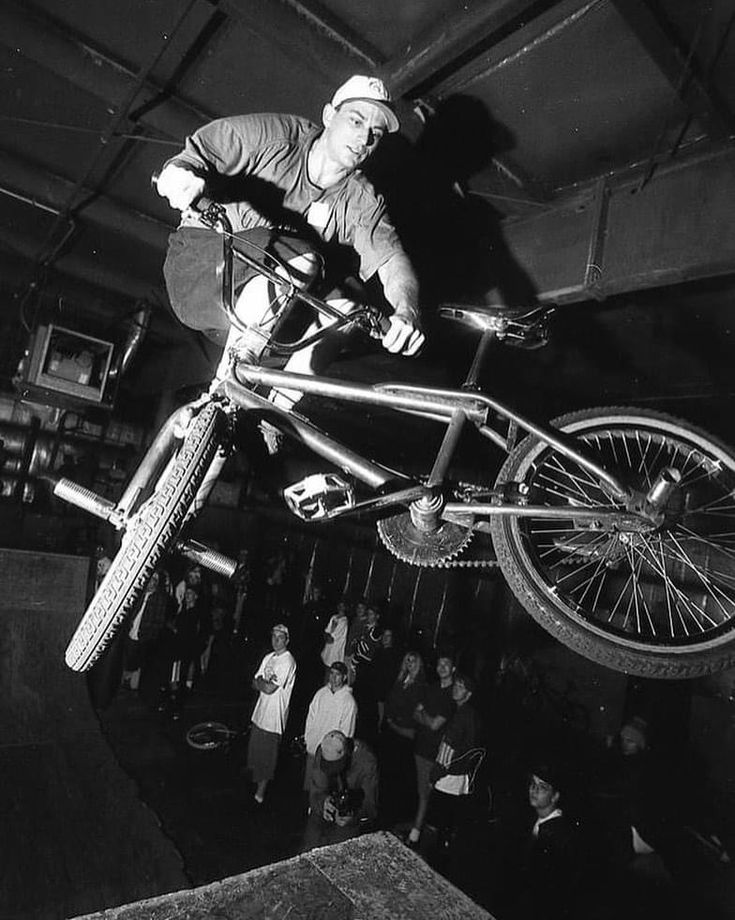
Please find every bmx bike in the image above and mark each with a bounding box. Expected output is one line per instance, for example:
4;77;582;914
185;720;249;753
54;198;735;680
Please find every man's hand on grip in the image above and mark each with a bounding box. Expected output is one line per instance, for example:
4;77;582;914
156;164;205;213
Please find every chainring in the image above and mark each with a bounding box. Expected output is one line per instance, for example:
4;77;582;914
377;512;473;567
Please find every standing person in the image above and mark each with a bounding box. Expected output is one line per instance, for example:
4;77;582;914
246;623;297;804
321;597;350;673
510;763;581;920
232;548;251;638
430;672;483;853
382;650;427;823
303;661;357;790
121;570;169;693
351;603;383;741
156;74;424;434
406;652;456;847
372;626;402;731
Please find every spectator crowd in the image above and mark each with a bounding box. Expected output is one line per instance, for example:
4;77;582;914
105;546;734;920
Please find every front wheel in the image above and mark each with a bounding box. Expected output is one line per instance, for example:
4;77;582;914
65;403;225;672
491;408;735;679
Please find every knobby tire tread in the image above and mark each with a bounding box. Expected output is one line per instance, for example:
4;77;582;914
65;404;224;672
491;407;735;679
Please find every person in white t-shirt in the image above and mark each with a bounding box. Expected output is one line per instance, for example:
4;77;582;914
246;623;297;804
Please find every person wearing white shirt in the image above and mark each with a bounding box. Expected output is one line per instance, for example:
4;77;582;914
246;623;296;804
320;599;349;670
303;661;357;788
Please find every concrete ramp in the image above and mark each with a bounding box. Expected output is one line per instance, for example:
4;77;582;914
74;831;493;920
0;549;187;920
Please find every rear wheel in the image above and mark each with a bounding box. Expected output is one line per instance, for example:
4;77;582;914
65;403;225;672
491;408;735;678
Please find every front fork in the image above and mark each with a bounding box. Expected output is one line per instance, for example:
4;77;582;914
53;401;237;578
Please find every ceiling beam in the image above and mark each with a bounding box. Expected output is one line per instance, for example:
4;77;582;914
382;0;566;97
0;1;210;141
218;0;374;83
277;0;384;68
0;150;169;253
0;227;157;303
611;0;733;139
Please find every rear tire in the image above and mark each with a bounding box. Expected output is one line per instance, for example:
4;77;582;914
491;408;735;678
65;404;225;672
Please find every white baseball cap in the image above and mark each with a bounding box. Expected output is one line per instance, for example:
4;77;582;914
331;75;400;133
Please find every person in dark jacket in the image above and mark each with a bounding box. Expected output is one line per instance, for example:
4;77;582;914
300;729;378;851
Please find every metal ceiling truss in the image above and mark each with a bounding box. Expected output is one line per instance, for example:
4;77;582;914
276;0;384;68
611;0;734;141
381;0;570;97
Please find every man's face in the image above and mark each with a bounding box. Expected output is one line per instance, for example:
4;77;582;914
328;667;346;691
452;678;472;704
271;629;288;652
528;774;559;813
355;602;368;621
322;101;388;170
183;587;198;608
436;657;454;682
620;727;645;756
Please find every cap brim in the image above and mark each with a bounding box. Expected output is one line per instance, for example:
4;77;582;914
339;96;399;133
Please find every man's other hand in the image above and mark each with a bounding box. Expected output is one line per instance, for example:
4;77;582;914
382;314;425;356
156;164;205;213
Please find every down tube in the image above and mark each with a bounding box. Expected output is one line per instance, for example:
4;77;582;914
223;378;409;490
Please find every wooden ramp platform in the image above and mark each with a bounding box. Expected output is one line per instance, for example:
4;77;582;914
0;549;188;920
73;831;494;920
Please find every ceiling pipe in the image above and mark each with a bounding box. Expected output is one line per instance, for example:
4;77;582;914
108;305;152;382
0;151;169;252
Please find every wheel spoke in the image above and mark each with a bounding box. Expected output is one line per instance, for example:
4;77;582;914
500;416;735;661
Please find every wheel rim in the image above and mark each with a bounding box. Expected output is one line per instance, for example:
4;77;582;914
186;721;230;750
507;418;735;652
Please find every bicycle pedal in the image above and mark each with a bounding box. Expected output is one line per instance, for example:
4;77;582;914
283;473;355;521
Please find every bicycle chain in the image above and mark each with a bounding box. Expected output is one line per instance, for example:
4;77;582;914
436;556;498;569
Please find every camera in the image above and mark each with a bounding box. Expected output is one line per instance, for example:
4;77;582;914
330;787;363;818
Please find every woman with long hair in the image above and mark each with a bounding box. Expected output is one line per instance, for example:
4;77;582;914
381;650;427;824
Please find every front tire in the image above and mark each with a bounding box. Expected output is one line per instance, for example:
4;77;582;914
65;404;225;672
491;408;735;678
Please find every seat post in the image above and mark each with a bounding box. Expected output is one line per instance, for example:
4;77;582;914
463;328;495;389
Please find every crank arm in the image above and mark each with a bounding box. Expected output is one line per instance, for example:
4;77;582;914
299;484;429;521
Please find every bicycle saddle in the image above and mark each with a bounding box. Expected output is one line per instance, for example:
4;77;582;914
439;304;553;348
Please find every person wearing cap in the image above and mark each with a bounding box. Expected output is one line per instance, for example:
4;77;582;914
156;73;424;421
245;623;296;804
301;729;378;851
303;660;357;790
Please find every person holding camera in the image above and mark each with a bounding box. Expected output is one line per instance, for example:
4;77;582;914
300;729;378;851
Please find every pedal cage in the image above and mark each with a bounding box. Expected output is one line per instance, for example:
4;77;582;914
283;472;356;521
